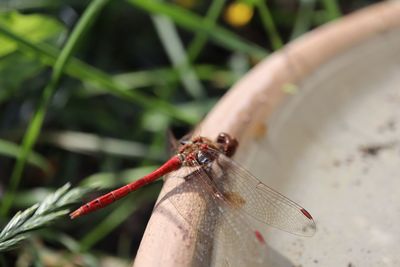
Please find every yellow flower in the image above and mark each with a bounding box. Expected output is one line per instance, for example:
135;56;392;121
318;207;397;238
224;2;254;27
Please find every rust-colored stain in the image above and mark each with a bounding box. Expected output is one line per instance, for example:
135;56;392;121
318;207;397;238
253;122;268;140
224;191;246;208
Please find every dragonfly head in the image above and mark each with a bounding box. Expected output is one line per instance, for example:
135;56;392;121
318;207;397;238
216;132;238;157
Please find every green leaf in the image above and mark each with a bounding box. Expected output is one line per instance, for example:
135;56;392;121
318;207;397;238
0;139;51;174
0;11;64;57
0;52;42;103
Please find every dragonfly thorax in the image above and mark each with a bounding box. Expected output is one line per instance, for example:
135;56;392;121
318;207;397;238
177;136;220;167
196;150;214;165
177;133;240;167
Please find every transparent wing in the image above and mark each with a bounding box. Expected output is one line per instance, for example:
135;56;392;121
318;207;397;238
206;150;316;236
162;166;217;266
165;165;268;266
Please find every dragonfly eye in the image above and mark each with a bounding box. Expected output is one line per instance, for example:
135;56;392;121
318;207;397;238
196;151;213;165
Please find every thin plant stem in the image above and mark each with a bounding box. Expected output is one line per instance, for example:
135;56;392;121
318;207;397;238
256;0;283;50
0;24;195;123
320;0;341;20
127;0;268;59
187;0;226;62
152;14;205;99
0;0;111;217
290;0;317;40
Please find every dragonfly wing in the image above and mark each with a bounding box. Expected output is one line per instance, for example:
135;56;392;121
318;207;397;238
206;151;316;236
165;166;269;266
163;166;217;266
211;197;269;267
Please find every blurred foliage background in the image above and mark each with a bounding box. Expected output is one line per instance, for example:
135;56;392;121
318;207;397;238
0;0;382;266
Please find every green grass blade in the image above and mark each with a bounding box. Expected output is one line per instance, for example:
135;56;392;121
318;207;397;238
320;0;341;20
152;14;205;99
81;64;232;96
40;131;164;161
127;0;268;59
290;0;317;40
256;0;283;50
187;0;226;62
79;166;158;189
0;24;196;123
0;0;111;217
0;139;50;174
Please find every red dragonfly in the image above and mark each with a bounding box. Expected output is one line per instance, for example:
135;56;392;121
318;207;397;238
71;133;315;266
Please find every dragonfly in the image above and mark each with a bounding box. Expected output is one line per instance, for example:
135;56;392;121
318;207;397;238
71;132;315;266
